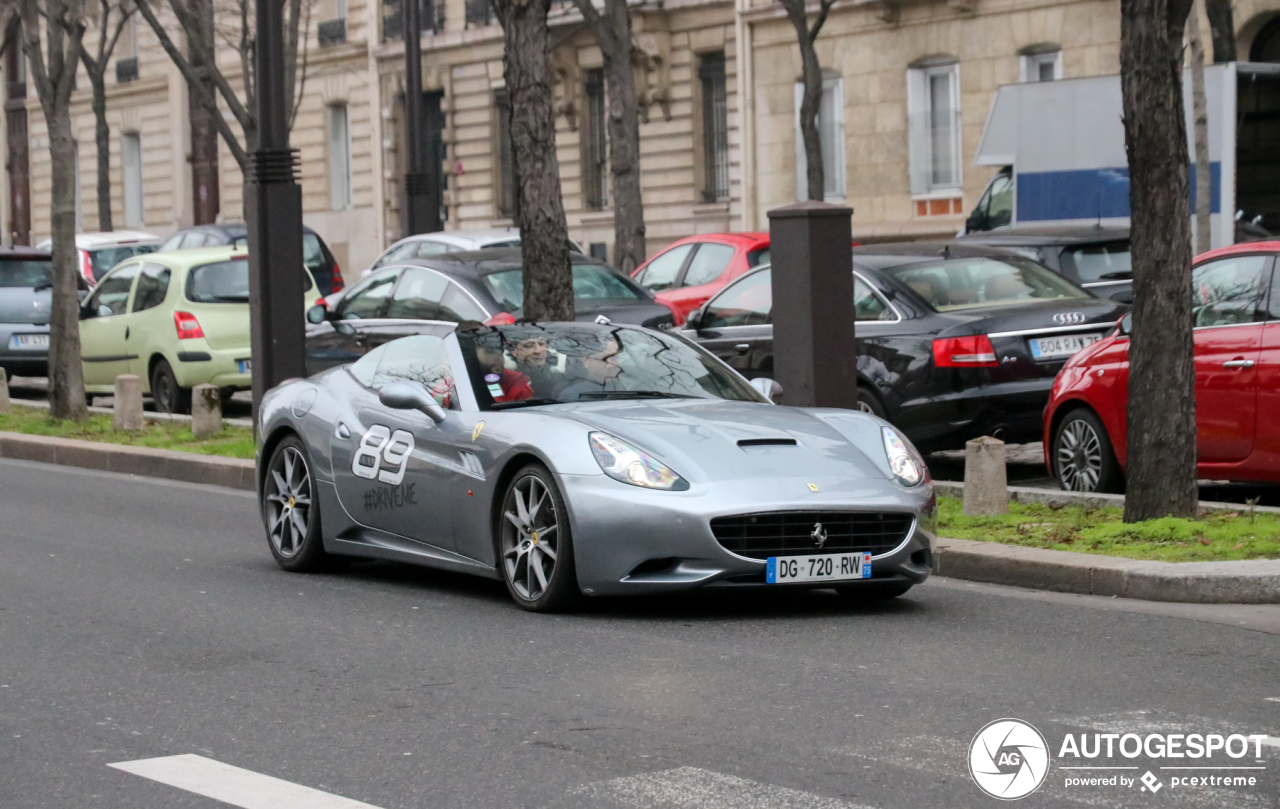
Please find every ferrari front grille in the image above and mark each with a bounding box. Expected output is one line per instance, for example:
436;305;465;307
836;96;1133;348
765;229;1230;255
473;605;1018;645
710;511;914;560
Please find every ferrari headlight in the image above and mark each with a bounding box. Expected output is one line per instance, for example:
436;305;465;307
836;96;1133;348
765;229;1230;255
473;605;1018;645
588;432;687;490
882;427;924;487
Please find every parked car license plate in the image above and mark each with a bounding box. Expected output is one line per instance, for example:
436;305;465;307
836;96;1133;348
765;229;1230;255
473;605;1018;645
766;552;871;584
237;359;252;374
8;334;49;350
1028;333;1102;359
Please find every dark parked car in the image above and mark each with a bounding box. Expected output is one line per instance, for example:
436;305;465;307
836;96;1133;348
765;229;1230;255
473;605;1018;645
681;242;1128;453
304;249;675;376
957;225;1133;303
158;223;344;296
0;247;88;378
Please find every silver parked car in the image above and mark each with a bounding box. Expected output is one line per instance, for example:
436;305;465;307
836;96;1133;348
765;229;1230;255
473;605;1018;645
256;322;936;611
35;230;160;285
362;229;587;277
0;247;88;378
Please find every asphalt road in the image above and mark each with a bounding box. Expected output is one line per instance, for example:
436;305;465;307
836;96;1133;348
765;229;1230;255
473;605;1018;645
2;457;1279;809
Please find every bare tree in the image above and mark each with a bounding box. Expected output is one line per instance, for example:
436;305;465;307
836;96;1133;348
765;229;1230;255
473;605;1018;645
80;0;134;232
780;0;835;201
1119;0;1197;521
1203;0;1235;62
133;0;313;171
19;0;89;419
493;0;574;321
1188;0;1211;253
571;0;645;273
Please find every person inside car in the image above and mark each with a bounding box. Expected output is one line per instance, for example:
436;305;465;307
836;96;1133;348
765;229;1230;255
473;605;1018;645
468;328;534;403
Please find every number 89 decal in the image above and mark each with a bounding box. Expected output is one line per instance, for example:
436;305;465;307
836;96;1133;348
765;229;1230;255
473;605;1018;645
351;424;416;485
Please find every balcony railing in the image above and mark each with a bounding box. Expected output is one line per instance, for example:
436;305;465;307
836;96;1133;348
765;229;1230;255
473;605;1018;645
318;18;347;46
465;0;495;27
116;57;138;84
383;0;446;41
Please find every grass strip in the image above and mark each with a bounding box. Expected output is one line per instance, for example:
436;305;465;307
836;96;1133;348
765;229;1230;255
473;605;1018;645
938;495;1280;562
0;407;254;459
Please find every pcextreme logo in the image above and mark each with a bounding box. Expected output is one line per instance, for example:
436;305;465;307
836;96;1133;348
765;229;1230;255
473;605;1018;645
968;719;1052;800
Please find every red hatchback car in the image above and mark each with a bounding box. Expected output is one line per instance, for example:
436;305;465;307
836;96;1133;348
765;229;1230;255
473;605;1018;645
1044;241;1280;491
630;233;770;324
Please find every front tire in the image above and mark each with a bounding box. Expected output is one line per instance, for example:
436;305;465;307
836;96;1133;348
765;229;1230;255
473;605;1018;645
262;435;330;572
497;464;579;612
1053;408;1124;493
150;358;192;414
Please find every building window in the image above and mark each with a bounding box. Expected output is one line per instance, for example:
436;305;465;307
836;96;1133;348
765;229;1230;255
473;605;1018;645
699;52;729;203
793;72;845;200
582;68;607;211
1020;47;1062;82
123;132;143;227
329;104;351;210
116;15;139;81
907;60;962;196
494;89;517;219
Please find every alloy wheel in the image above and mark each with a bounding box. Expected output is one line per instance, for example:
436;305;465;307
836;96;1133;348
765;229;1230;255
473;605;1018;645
265;446;313;557
855;400;875;414
1057;418;1103;491
500;474;560;601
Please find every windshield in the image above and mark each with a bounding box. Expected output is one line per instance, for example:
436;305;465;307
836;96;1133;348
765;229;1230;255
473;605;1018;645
483;265;642;312
187;258;314;303
455;323;764;410
89;245;156;281
1064;242;1131;283
0;259;53;288
883;256;1087;311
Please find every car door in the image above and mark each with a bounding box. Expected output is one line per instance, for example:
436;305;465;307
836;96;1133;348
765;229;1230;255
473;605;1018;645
1191;254;1270;463
1248;258;1280;473
684;269;772;377
664;242;737;315
330;335;466;550
125;262;173;379
305;270;400;376
79;263;140;387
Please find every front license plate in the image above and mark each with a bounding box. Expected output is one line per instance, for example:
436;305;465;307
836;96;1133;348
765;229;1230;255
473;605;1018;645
766;552;871;584
9;334;49;350
1028;333;1102;359
237;359;252;374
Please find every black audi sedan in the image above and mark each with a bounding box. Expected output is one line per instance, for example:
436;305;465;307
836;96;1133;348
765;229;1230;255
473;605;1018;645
680;242;1128;453
303;248;674;376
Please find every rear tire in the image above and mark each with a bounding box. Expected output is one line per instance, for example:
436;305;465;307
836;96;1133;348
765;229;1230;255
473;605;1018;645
150;358;192;414
834;580;913;600
1053;408;1124;493
262;435;330;572
496;463;579;612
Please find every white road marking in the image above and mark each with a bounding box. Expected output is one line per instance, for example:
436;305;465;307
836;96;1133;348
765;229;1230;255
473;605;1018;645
573;766;876;809
108;754;384;808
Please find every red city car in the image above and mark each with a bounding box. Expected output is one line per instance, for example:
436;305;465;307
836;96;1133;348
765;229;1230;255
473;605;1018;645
630;233;771;324
1044;241;1280;492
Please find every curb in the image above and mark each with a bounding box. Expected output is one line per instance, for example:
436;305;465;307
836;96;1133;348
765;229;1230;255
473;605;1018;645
9;397;255;429
0;431;255;491
934;537;1280;604
932;480;1280;516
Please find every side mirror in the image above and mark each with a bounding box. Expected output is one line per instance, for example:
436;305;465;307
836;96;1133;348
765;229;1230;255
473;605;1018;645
306;304;329;324
750;376;783;403
379;381;447;423
1118;313;1133;336
684;307;704;331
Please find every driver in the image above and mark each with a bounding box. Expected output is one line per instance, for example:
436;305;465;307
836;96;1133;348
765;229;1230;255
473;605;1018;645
510;335;570;397
470;329;534;403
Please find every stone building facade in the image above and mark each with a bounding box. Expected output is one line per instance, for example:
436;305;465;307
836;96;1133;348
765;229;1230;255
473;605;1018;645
2;0;1278;279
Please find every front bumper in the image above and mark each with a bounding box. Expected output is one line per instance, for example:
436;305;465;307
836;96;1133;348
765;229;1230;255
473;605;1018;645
0;323;50;375
561;472;935;596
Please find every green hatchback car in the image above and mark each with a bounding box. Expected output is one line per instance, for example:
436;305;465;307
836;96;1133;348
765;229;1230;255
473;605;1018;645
79;246;320;412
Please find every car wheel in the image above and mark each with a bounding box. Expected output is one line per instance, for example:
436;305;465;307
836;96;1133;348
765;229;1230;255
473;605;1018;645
855;386;886;417
262;435;330;572
497;463;579;612
834;580;913;600
1053;408;1124;493
150;358;192;414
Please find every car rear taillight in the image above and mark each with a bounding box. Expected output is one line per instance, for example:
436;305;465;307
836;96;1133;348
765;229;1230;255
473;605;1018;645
932;335;998;368
80;251;94;283
330;262;345;293
174;311;205;340
484;312;517;326
314;298;327;309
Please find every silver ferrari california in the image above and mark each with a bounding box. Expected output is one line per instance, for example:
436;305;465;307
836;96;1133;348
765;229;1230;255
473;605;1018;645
256;322;936;611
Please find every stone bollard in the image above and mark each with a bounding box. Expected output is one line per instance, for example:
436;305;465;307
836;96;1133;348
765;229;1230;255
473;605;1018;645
191;384;222;439
113;374;145;431
963;436;1009;516
0;367;9;413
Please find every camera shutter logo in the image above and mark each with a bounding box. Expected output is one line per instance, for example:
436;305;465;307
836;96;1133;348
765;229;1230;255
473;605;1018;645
968;719;1051;800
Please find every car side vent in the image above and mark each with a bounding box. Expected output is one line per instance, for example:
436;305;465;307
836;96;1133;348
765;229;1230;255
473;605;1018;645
458;451;485;479
737;438;797;447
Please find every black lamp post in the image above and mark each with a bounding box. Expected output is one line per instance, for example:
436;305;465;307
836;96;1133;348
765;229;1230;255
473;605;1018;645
403;0;431;236
246;0;306;410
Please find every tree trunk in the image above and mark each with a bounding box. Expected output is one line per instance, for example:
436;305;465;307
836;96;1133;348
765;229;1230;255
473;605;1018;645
787;17;824;200
1188;1;1211;254
1203;0;1235;62
1119;0;1197;521
46;110;89;420
497;0;574;321
600;0;645;273
90;72;113;232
